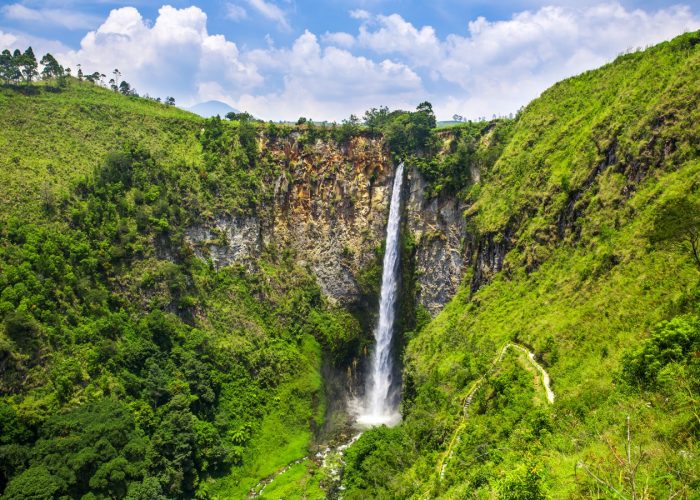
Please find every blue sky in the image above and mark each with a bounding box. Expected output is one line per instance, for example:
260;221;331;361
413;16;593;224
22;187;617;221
1;0;699;120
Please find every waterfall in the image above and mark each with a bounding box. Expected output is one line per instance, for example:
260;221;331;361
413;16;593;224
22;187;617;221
357;162;404;427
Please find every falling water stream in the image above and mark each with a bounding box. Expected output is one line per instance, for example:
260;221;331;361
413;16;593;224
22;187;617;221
356;162;404;427
250;165;405;497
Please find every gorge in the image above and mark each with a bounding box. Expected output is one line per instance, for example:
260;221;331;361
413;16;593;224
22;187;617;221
0;29;699;499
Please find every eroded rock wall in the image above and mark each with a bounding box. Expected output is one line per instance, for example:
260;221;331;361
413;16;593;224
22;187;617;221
264;135;393;305
405;168;468;315
186;133;485;315
186;134;394;307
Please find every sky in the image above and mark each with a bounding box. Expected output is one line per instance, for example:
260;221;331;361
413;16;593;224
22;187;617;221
1;0;699;121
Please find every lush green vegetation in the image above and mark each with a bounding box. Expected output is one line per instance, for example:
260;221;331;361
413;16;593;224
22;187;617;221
0;84;363;497
2;31;700;499
0;82;201;225
340;30;700;499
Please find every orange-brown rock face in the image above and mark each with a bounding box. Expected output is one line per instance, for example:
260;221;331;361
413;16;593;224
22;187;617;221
264;134;393;304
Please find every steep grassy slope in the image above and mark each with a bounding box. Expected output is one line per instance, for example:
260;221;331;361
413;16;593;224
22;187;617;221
0;82;201;222
344;31;700;498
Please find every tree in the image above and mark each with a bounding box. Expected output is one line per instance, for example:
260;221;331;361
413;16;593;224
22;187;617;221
40;53;63;82
621;314;700;387
336;113;360;143
119;80;132;95
225;111;254;121
59;67;71;88
149;395;199;495
416;101;437;128
12;49;21;59
19;47;38;84
85;71;101;84
363;106;390;134
165;96;175;106
453;114;464;122
648;197;700;269
499;461;546;500
3;400;148;499
0;49;14;84
111;68;121;91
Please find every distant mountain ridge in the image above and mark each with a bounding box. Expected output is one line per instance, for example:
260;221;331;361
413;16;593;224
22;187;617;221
187;100;239;117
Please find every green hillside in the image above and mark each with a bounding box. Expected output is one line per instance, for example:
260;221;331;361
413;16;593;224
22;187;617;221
343;30;700;499
0;82;202;223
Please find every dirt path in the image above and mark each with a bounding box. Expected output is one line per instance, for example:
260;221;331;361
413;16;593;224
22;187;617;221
436;343;555;481
506;343;555;404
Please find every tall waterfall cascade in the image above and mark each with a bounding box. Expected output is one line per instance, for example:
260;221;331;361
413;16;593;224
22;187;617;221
356;162;404;427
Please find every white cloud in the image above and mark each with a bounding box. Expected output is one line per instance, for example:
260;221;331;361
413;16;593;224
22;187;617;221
1;3;100;30
0;28;71;56
59;5;261;104
432;3;700;119
196;81;238;107
226;3;248;21
348;3;700;119
349;9;370;20
234;30;423;120
246;0;290;31
357;13;441;66
321;31;355;48
0;31;18;48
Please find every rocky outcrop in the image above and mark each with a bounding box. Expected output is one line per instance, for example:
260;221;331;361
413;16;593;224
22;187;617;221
469;231;510;292
263;135;392;305
186;134;394;306
185;215;261;270
405;168;468;315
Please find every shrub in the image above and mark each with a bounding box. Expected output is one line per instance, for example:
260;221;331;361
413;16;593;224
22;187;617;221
620;314;700;387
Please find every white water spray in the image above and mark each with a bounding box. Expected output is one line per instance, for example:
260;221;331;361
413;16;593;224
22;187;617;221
357;162;404;427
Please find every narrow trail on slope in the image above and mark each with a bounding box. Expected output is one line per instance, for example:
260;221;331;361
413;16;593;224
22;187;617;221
435;343;555;482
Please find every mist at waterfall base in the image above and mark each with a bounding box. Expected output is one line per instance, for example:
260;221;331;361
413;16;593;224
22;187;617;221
353;163;404;428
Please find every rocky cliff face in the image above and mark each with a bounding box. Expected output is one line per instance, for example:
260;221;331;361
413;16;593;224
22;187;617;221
185;133;480;315
185;215;261;270
405;168;468;315
263;135;392;305
186;134;394;307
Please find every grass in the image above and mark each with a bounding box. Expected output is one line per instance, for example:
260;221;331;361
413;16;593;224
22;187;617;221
0;81;202;223
258;460;325;499
202;335;324;499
